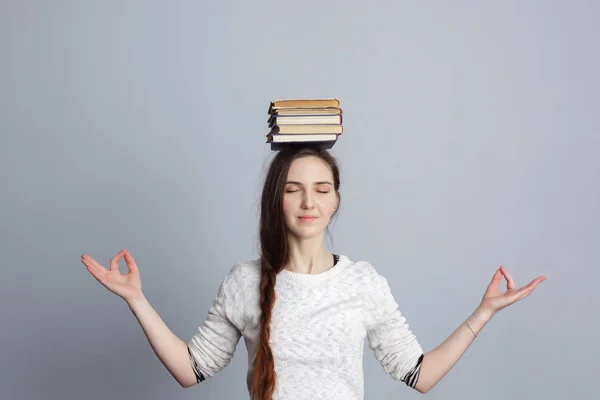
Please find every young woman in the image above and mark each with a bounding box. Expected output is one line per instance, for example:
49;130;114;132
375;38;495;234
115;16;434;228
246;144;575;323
82;146;546;399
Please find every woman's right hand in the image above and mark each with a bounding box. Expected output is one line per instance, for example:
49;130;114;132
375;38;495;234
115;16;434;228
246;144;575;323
82;249;144;304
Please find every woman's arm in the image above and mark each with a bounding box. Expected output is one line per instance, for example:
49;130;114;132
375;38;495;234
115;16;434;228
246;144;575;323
83;250;199;388
415;266;545;394
415;307;491;394
128;296;198;388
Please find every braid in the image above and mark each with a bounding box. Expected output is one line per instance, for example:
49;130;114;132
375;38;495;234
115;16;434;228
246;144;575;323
251;258;278;400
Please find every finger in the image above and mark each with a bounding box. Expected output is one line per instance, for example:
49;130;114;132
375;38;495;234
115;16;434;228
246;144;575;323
500;266;515;290
86;264;105;283
513;280;541;300
488;268;502;288
82;255;108;274
504;286;531;305
519;276;545;291
82;257;106;282
110;249;127;272
124;250;139;274
516;286;536;301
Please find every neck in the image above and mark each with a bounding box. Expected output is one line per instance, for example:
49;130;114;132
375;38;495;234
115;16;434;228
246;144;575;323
283;233;333;274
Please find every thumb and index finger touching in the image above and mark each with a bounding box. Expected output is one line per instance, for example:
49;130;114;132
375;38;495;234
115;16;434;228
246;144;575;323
488;265;546;295
83;248;138;274
488;267;514;291
113;248;139;273
487;266;517;295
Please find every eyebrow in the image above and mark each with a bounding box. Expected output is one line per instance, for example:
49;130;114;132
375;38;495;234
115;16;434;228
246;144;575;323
285;181;333;186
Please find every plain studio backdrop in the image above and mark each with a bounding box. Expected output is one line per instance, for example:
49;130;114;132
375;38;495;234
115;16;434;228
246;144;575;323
1;1;598;399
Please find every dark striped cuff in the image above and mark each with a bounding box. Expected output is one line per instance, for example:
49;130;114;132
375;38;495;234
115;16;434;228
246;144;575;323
187;345;206;383
402;353;424;389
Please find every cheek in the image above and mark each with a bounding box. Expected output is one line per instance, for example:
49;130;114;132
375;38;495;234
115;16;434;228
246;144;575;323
319;195;337;210
282;197;295;217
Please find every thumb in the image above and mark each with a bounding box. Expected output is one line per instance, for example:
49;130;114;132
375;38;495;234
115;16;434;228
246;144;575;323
488;268;502;288
124;249;140;274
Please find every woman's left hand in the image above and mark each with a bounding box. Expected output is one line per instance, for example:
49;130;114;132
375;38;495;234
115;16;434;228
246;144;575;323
478;266;546;317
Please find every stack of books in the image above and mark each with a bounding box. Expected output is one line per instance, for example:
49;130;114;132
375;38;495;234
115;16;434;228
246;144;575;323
266;98;343;150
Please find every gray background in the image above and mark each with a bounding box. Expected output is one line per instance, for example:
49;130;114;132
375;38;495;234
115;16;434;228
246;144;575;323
1;1;598;399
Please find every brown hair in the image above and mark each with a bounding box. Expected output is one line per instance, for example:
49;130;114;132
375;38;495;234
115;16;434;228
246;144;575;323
250;146;341;400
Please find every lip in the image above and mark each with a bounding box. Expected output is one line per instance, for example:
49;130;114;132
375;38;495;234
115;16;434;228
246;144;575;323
298;216;318;221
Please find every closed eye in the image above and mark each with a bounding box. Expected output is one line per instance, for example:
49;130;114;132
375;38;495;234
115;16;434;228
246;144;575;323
285;190;329;193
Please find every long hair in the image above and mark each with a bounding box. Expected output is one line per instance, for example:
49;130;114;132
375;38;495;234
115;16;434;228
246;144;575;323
251;146;341;400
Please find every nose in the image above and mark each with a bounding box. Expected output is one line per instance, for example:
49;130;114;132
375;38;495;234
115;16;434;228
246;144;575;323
301;191;315;209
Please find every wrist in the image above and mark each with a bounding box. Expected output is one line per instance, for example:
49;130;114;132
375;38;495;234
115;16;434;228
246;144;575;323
127;295;149;312
463;307;493;337
473;305;495;322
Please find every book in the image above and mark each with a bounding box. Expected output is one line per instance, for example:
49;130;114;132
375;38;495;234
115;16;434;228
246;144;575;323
270;140;337;151
268;114;342;127
270;108;342;117
268;98;340;114
267;134;338;151
266;133;338;143
266;98;343;151
267;125;343;135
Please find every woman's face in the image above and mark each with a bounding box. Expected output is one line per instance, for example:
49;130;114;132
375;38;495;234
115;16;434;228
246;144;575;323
282;156;339;240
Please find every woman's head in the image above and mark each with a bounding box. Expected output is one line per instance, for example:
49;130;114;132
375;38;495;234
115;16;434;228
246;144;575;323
251;146;341;400
282;150;340;240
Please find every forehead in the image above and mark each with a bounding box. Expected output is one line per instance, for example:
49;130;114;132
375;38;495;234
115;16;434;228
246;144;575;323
286;156;333;182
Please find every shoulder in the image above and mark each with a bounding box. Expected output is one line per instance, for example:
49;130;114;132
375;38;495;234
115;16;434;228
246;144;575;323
342;255;389;287
344;257;402;326
222;258;262;290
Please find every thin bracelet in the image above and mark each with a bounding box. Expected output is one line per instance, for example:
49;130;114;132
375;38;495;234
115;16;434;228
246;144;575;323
465;321;477;338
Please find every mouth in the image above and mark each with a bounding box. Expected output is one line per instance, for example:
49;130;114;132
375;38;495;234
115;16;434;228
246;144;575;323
298;216;318;221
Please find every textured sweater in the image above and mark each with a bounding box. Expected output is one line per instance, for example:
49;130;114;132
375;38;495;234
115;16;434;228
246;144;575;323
187;254;424;399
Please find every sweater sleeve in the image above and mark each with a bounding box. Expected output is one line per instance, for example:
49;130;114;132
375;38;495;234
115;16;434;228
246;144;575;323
187;272;242;382
366;272;424;389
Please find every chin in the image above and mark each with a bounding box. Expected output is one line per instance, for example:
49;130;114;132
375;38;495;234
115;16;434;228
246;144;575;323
288;227;325;240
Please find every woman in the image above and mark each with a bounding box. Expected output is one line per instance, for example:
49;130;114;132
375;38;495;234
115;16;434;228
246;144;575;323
82;146;546;399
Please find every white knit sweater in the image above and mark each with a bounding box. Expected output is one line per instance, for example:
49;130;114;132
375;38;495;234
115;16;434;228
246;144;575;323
187;254;424;399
